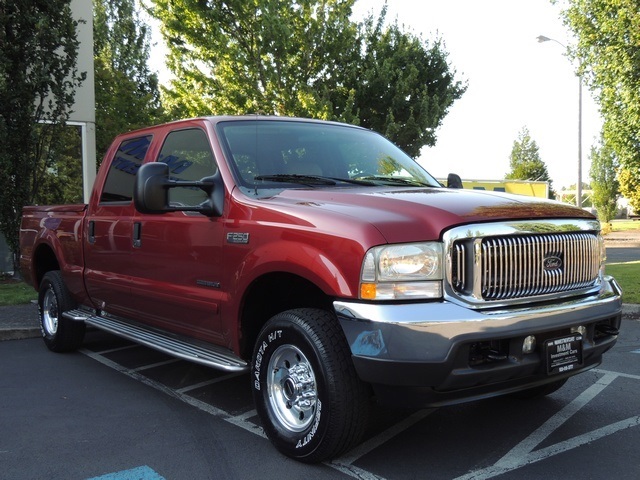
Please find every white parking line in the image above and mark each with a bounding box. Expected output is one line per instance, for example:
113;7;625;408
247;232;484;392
330;409;435;480
175;372;245;393
81;344;639;480
225;409;267;438
132;359;180;372
454;372;640;479
593;367;640;381
92;344;138;355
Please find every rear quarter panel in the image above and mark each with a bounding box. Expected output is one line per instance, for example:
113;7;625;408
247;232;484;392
20;204;87;301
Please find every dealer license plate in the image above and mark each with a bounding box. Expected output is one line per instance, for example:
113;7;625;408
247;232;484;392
544;334;583;375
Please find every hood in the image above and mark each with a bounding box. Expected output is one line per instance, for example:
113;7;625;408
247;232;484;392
270;186;595;243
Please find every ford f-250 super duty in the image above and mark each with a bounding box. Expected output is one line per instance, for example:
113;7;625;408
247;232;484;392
20;116;622;462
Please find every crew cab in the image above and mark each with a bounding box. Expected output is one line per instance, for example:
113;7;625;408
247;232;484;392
20;116;623;462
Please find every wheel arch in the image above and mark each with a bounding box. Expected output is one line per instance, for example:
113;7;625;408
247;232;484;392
239;272;335;360
32;243;60;288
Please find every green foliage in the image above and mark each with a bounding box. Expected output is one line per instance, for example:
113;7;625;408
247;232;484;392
150;0;359;118
148;0;466;157
506;127;555;198
618;166;640;213
606;262;640;304
0;280;37;306
0;0;84;272
611;219;640;232
560;1;640;204
589;140;619;222
94;0;164;159
32;124;84;205
346;12;466;157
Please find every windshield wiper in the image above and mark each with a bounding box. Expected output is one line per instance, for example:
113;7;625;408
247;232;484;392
254;174;377;186
354;175;432;187
254;174;336;185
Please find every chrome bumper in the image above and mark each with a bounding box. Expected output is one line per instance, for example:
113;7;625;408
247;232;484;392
334;276;622;363
333;276;622;406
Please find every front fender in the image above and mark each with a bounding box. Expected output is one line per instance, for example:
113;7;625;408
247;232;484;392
232;239;360;299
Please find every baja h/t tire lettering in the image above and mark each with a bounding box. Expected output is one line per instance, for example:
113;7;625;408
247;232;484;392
252;308;369;463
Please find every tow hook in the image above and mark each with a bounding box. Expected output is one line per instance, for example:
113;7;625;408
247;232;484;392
596;324;619;336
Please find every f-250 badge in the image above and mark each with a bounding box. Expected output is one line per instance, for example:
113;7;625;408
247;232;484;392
226;232;250;244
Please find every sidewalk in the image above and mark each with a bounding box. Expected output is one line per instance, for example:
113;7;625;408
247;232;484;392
1;301;639;341
0;302;40;341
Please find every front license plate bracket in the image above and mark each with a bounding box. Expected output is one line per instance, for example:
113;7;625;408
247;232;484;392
544;334;583;375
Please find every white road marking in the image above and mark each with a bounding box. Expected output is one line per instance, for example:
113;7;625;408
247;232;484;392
132;359;180;371
92;344;138;355
454;372;639;479
175;372;245;393
328;409;435;480
593;367;640;381
80;346;639;480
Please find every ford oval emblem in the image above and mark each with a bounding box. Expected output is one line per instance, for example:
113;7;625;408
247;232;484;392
543;255;563;272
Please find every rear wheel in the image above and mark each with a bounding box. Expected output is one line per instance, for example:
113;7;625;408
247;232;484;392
39;271;85;352
252;308;370;463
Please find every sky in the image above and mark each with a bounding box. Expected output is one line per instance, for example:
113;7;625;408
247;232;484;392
148;0;601;190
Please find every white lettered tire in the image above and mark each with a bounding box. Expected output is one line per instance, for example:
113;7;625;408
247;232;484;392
252;308;369;463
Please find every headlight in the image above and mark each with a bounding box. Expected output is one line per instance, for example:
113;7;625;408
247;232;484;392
360;242;443;300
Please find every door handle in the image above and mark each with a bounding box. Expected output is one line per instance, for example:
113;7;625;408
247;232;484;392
133;222;142;248
88;221;95;244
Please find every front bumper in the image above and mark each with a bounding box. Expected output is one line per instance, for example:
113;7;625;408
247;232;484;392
334;276;623;408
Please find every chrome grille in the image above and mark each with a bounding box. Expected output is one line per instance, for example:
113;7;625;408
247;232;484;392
449;228;602;303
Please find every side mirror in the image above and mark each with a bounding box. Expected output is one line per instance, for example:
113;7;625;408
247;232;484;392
134;162;223;217
134;162;171;213
447;173;463;189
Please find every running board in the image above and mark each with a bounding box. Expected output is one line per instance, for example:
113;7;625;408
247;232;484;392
63;308;248;373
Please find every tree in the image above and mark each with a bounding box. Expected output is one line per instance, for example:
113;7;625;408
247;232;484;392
33;125;84;206
0;0;84;273
506;127;555;198
618;166;640;215
34;0;166;208
150;0;359;119
589;140;619;222
559;1;640;206
149;0;465;157
345;11;466;157
94;0;164;158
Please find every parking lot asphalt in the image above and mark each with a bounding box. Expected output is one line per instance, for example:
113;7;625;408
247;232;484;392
2;311;639;480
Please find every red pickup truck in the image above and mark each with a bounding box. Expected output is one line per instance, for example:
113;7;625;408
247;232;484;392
20;116;622;462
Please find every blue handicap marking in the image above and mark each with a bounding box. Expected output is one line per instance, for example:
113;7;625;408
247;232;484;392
87;466;165;480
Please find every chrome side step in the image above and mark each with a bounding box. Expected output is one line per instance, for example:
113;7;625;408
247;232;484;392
63;308;248;373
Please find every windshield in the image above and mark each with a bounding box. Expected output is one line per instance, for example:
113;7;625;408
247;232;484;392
216;120;441;194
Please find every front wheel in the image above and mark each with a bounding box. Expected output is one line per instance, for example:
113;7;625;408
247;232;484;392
38;271;85;352
252;308;370;463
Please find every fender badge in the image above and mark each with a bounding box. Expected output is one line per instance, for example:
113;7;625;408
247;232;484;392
227;232;250;244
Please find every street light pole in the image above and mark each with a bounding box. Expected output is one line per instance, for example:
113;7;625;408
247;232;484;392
537;35;583;208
